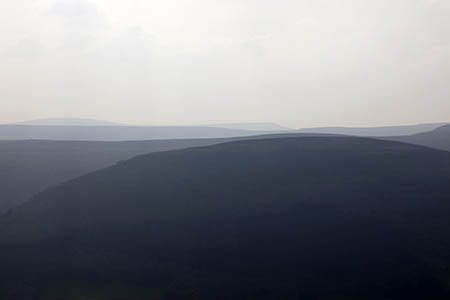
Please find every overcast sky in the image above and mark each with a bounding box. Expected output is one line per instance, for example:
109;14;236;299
0;0;449;128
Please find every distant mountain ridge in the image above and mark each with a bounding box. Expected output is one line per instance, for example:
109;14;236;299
297;122;448;136
206;122;291;131
11;118;292;131
0;120;447;141
383;124;450;152
0;125;265;141
12;118;123;126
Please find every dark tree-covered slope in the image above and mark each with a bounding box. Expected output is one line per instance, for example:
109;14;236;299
1;137;450;299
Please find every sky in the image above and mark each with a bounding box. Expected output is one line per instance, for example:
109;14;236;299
0;0;449;128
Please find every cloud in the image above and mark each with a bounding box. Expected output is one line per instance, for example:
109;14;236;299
44;0;111;55
0;0;449;127
242;33;273;56
295;18;319;27
5;38;42;59
49;0;99;18
47;0;107;31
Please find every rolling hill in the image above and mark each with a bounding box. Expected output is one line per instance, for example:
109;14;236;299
0;121;446;141
0;134;330;212
297;122;448;136
1;125;449;214
384;124;450;152
1;137;450;299
0;139;219;212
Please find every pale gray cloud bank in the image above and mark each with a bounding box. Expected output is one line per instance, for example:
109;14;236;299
0;0;449;127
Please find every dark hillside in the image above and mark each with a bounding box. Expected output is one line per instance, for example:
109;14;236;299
1;137;450;299
0;128;448;213
0;134;329;212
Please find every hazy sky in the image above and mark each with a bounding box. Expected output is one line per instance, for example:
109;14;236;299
1;0;449;128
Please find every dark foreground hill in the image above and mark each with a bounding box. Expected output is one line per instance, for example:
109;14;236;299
384;124;450;152
0;139;225;212
0;134;329;212
1;137;450;299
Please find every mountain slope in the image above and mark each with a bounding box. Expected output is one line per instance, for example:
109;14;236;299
0;139;220;212
384;124;450;152
0;134;331;212
1;137;450;299
298;122;448;136
1;128;447;213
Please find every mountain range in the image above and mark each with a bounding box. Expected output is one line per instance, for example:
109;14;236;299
1;118;450;298
297;122;448;136
1;122;449;213
0;118;447;141
11;119;292;131
0;134;330;212
0;125;265;141
206;122;291;131
1;136;450;299
12;118;123;127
